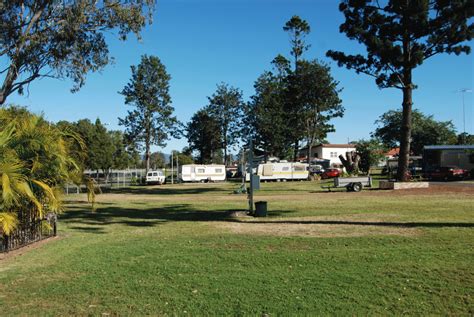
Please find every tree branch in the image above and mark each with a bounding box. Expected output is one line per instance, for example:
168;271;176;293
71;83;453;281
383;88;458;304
0;66;10;74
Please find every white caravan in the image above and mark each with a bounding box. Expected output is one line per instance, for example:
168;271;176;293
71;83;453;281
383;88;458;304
246;162;309;181
146;170;166;185
180;164;226;182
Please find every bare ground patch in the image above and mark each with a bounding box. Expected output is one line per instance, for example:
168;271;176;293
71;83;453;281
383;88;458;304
213;214;421;238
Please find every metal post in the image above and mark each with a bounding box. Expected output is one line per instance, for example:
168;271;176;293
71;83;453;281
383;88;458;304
171;151;174;184
462;90;466;144
248;139;254;215
176;153;179;183
241;148;245;187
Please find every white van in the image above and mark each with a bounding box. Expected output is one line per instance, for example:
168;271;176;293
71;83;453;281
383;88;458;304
146;170;166;185
180;164;226;182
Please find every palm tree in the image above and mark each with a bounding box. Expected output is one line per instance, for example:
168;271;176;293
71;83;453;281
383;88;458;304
0;106;80;239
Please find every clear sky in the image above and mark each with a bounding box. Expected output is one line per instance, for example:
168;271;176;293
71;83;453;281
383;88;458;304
5;0;474;154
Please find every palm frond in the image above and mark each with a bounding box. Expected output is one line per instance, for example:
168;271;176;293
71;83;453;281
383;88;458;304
0;212;19;236
0;161;25;205
85;177;101;212
15;182;44;218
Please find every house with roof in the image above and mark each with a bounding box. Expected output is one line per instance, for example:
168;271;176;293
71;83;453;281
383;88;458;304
385;147;399;159
298;143;356;167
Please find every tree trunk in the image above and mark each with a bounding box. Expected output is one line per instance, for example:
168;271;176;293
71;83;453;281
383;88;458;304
0;90;6;105
397;86;413;182
145;141;150;173
398;8;413;183
145;113;151;173
307;144;312;164
224;144;228;166
0;64;19;105
293;140;299;162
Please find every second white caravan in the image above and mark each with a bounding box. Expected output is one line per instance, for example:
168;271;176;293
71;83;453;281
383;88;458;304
180;164;226;182
246;162;309;181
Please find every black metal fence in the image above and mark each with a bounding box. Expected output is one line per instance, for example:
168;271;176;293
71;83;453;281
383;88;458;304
1;216;56;253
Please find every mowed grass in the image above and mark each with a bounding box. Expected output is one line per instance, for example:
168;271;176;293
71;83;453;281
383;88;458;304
0;181;473;315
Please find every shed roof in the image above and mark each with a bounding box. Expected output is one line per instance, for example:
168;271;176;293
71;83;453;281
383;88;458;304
424;145;474;150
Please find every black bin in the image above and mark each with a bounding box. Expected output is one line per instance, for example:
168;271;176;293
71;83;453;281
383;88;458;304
254;201;268;217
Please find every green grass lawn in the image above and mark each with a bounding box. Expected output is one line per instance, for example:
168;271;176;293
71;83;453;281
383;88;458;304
1;181;473;315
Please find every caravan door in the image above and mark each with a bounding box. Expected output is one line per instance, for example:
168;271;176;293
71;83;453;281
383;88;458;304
191;166;196;181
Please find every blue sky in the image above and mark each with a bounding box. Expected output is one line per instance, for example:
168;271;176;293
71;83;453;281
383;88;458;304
5;0;474;153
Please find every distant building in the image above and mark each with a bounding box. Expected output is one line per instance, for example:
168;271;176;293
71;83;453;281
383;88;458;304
299;143;356;167
385;148;400;159
377;147;400;167
423;145;474;171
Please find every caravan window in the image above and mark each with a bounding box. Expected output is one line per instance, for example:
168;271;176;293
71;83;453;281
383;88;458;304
215;168;223;173
294;165;305;171
153;172;158;176
282;167;289;171
147;172;153;177
197;168;205;173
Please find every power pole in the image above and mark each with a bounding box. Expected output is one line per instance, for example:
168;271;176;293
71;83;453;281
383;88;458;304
457;88;472;144
176;152;179;183
241;148;245;187
171;151;174;184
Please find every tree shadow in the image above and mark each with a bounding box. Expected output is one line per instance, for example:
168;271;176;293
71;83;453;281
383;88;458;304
242;219;474;228
67;226;107;234
60;204;474;235
63;200;115;205
109;186;231;196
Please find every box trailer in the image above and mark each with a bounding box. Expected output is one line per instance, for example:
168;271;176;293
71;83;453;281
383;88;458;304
246;162;309;182
179;164;226;182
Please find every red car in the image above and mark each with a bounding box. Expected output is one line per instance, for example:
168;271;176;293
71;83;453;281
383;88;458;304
424;166;469;181
321;168;341;179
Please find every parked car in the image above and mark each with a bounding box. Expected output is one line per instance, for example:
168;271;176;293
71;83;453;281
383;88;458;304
321;168;341;179
424;166;469;181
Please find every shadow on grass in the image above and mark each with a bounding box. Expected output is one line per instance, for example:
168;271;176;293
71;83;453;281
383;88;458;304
60;203;474;234
246;220;474;228
109;186;230;196
109;182;328;196
63;200;115;205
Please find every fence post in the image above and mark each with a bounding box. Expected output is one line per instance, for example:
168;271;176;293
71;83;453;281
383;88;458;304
4;235;9;252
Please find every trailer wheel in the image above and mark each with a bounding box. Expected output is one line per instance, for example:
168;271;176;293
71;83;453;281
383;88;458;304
346;184;353;192
352;182;363;192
